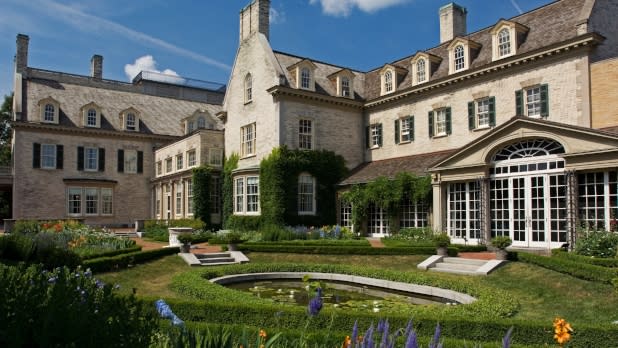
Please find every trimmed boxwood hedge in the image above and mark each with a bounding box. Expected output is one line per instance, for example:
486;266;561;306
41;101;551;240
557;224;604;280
244;239;370;247
79;245;142;260
552;250;618;268
164;263;616;347
517;252;618;284
83;247;180;273
237;244;458;256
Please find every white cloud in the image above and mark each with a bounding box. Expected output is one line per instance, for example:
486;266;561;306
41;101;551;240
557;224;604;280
124;55;182;83
510;0;523;14
309;0;409;17
270;7;285;24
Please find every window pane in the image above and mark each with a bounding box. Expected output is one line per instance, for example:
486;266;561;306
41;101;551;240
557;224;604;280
85;188;98;215
41;144;56;169
246;176;259;212
85;148;98;170
101;188;113;215
299;120;313;150
68;188;82;215
125;150;138;173
298;175;315;213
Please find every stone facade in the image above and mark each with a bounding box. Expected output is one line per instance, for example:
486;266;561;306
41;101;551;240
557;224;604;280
591;58;618;129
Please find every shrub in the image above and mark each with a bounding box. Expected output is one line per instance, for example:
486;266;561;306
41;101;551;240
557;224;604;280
575;229;618;258
552;249;618;268
11;219;41;235
518;252;618;284
0;264;158;347
492;236;513;249
209;231;247;245
83;247;180;273
432;232;451;247
177;233;194;244
260;224;296;242
386;227;434;242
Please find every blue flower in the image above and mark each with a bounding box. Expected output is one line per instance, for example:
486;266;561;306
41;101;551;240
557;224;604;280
95;279;105;289
84;268;92;278
307;287;323;316
502;327;513;348
405;330;418;348
363;323;375;348
428;323;442;348
48;276;57;284
380;319;390;347
351;320;358;344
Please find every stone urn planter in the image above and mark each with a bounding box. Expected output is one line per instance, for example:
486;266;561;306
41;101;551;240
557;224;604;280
433;232;451;256
492;236;512;261
495;249;508;260
436;246;448;256
177;232;194;254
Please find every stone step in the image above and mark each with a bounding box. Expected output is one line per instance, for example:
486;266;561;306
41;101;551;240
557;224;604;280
113;231;139;238
442;257;487;266
429;267;481;276
199;261;238;266
196;252;231;259
433;262;480;272
199;257;236;264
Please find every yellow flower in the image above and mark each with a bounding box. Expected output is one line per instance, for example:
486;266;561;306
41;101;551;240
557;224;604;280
342;335;352;348
259;329;267;338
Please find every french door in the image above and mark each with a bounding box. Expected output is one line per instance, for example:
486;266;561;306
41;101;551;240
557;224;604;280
490;174;566;248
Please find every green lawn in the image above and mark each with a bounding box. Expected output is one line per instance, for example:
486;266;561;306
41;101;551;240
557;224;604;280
98;252;618;326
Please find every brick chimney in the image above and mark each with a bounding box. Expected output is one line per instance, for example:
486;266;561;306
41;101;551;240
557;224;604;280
239;0;270;42
439;3;467;44
91;54;103;79
15;34;29;74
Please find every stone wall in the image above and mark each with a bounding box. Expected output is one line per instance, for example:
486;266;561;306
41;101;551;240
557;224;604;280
591;58;618;129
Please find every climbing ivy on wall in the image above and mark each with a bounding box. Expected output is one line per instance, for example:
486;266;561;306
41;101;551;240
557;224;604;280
260;146;347;227
342;172;431;235
222;153;239;229
192;166;212;226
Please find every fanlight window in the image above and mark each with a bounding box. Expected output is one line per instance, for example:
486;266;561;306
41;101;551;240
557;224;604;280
492;139;565;162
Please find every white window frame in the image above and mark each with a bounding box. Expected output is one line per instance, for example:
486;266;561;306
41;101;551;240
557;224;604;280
44;104;55;122
416;59;426;84
101;188;113;215
399;199;428;228
186;180;194;216
197;117;206;129
41;144;57;169
209;148;223;167
498;28;511;57
187;150;197;167
245;73;253;103
578;171;618;231
125;113;137;131
298;174;316;215
124;149;138;174
300;67;311;89
68;187;82;216
368;204;389;236
176;154;183;171
84;147;98;171
370;123;381;148
340;201;353;230
298;119;313;150
156;161;162;176
435;109;447;136
400;117;412;143
86;108;97;127
384;70;393;93
187;121;195;133
165;158;173;173
447;182;481;241
234;175;260;215
84;188;99;215
476;98;491;128
241;123;256;157
175;182;183;216
454;45;465;72
525;86;542;118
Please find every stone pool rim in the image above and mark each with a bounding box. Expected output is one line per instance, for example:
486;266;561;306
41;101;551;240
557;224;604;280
210;272;476;305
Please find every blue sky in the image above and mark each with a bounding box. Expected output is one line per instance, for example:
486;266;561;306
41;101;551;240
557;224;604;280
0;0;553;98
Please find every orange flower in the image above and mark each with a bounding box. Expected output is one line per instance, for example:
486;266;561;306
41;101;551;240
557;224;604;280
54;224;62;232
342;335;352;348
553;317;573;347
259;329;267;338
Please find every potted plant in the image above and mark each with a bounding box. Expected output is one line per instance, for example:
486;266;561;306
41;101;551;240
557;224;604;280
491;235;512;260
433;232;451;256
210;231;246;251
177;232;194;253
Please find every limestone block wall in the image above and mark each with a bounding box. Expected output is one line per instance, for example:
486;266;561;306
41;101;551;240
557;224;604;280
13;129;156;226
280;100;364;169
365;54;589;162
154;130;224;177
591;58;618;129
224;34;282;170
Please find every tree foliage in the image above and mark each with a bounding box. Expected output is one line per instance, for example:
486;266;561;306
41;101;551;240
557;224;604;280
192;165;212;226
222;153;239;228
0;94;12;166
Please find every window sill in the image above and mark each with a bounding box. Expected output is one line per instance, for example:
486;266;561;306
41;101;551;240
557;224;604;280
473;126;491;132
432;134;448;139
298;212;316;216
398;140;412;145
240;154;256;160
244;100;253;105
233;212;261;216
369;146;381;150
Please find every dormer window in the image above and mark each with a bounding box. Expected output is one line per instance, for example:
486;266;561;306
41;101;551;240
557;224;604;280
287;59;317;92
244;73;252;103
187;121;195;133
410;53;441;86
301;68;311;89
491;20;529;61
198;116;206;129
341;77;350;97
328;69;355;99
120;108;140;132
384;70;393;93
498;29;511;57
38;97;60;124
80;102;101;128
447;38;480;74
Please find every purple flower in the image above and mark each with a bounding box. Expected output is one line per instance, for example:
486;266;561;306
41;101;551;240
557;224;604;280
363;323;375;348
428;323;442;348
405;330;418;348
404;320;413;339
307;287;323;316
95;279;105;289
502;327;513;348
351;320;358;344
84;268;92;277
380;319;390;347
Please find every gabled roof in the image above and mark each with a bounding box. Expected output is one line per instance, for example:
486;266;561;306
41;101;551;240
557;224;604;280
339;150;456;186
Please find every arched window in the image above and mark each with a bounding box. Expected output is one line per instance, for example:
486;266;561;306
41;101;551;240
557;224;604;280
416;59;426;83
498;28;511;57
86;108;97;127
454;45;465;71
44;104;55;122
301;68;311;89
197;117;206;129
384;70;393;92
244;73;252;102
492;139;565;162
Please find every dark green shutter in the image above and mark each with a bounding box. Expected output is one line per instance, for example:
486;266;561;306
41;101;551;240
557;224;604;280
98;148;105;172
377;124;383;147
489;96;496;127
515;89;523;116
137;151;143;174
365;126;370;148
56;145;63;169
409;116;414;141
428;111;434;138
394;119;400;144
117;149;124;172
77;146;84;171
446;107;452;135
540;84;549;117
33;143;41;168
468;101;476;130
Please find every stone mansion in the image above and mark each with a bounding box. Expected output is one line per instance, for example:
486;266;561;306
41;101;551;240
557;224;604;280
9;0;618;249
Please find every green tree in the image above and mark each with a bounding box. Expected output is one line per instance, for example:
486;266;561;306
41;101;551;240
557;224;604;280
0;94;12;166
192;165;212;226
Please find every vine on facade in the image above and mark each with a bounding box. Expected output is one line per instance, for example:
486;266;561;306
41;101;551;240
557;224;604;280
192;165;212;226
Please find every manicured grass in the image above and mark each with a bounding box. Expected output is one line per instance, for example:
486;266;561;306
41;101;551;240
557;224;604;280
98;252;618;327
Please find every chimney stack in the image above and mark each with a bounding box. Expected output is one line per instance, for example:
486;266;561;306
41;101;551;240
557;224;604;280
15;34;29;74
91;54;103;79
239;0;270;42
439;3;467;44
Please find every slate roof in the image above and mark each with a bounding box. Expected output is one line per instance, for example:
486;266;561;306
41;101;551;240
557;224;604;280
273;0;588;102
24;69;223;137
339;150;456;186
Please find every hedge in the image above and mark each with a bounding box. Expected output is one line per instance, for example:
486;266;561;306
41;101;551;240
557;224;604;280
83;247;180;273
79;245;142;260
237;244;459;256
517;252;618;284
551;250;618;268
243;239;371;247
